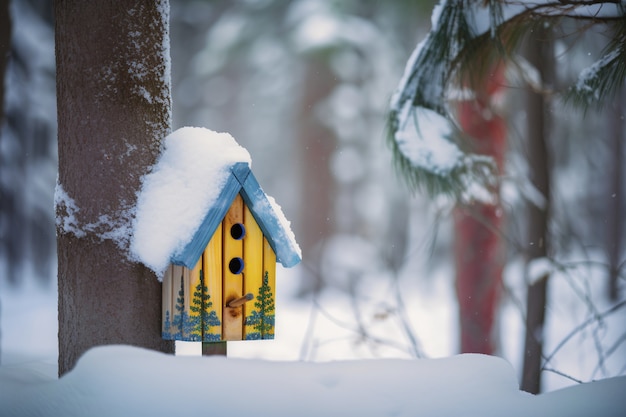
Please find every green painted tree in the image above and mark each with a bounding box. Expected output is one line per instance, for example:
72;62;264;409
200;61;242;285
172;275;185;339
189;270;221;342
246;272;275;339
162;310;172;339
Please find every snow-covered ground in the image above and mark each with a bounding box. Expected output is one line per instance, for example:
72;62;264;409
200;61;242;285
2;258;625;416
1;344;625;417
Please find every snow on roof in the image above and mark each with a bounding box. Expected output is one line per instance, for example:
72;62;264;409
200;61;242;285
130;127;252;277
170;161;302;270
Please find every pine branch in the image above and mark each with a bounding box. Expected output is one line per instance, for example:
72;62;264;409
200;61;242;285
386;116;497;198
516;0;625;20
542;299;626;368
565;19;626;109
388;0;625;198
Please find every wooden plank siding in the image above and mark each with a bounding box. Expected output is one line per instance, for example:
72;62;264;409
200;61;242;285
162;192;280;343
187;258;203;341
202;223;223;341
161;264;173;338
263;237;277;339
180;266;192;340
222;194;245;340
243;204;264;340
171;264;185;339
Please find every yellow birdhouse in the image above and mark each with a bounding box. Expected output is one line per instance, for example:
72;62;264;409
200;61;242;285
131;127;301;344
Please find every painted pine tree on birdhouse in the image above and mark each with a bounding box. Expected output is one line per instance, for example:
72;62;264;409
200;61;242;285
131;127;301;344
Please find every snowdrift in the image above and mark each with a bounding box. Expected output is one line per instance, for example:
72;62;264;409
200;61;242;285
1;345;624;416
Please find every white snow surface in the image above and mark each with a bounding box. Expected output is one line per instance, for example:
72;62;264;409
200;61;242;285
394;107;461;176
528;257;554;284
266;195;302;261
575;47;622;100
2;254;626;416
1;344;624;417
130;126;251;277
54;182;85;238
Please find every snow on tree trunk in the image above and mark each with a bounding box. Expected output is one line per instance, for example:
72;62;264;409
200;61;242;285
521;27;554;394
454;64;506;354
55;0;174;375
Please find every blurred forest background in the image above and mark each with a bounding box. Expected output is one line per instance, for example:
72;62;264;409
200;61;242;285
1;0;625;392
1;0;436;288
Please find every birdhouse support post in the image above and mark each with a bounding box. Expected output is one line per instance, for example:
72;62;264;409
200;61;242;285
202;341;227;356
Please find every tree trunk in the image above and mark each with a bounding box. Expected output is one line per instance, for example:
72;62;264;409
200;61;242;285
521;27;553;394
0;0;10;365
607;88;624;301
454;65;506;355
55;0;174;375
0;0;9;125
296;56;338;294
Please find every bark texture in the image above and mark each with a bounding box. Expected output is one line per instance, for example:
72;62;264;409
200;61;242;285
56;0;174;375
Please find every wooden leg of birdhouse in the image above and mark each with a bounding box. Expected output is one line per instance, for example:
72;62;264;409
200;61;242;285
202;341;227;356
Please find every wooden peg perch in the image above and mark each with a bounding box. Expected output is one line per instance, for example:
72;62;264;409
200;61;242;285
227;293;253;308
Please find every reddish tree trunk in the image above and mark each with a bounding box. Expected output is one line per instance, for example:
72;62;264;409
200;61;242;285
454;66;506;355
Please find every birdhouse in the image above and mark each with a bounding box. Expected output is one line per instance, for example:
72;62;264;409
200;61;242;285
130;127;301;344
161;162;301;342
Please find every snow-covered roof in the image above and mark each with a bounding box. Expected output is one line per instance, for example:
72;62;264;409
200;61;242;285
130;127;301;278
172;161;302;270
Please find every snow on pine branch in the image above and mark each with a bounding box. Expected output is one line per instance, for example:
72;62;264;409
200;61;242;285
394;108;461;176
388;0;625;199
388;0;502;200
568;30;626;107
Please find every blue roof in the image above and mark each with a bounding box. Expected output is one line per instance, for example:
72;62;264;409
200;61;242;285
170;162;301;269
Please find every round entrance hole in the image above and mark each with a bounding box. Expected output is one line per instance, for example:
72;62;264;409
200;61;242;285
230;223;246;240
229;257;244;274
